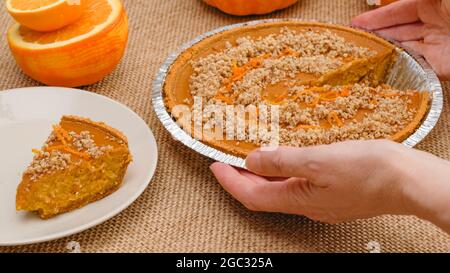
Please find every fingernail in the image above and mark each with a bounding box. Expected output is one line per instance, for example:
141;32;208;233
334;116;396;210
245;150;261;171
210;162;221;172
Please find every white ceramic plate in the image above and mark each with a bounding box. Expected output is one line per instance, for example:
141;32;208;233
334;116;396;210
0;87;158;246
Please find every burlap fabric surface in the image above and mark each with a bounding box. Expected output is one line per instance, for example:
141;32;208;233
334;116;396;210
1;0;450;253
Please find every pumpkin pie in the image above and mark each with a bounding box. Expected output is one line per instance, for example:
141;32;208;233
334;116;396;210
16;115;132;219
163;22;430;157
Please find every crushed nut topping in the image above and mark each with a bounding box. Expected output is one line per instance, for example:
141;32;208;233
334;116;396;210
69;131;113;159
106;134;124;144
276;84;418;147
189;27;376;105
25;150;71;181
26;129;115;181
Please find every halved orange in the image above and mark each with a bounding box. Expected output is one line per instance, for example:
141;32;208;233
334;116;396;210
7;0;128;87
6;0;86;32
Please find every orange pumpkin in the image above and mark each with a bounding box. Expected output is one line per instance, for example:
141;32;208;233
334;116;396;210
203;0;299;16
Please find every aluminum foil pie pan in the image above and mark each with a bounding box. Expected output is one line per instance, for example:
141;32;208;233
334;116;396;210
152;19;443;169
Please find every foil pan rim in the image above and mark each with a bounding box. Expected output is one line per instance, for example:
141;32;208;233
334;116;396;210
152;19;443;169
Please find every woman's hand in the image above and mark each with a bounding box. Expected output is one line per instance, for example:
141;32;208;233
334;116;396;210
352;0;450;80
211;140;450;233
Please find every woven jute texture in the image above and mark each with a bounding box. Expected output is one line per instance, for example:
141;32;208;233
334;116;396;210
1;0;450;253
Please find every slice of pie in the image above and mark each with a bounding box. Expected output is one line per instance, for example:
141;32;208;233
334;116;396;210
16;116;132;219
163;21;430;157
